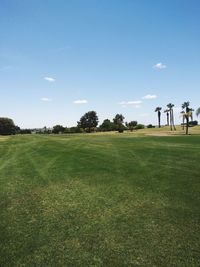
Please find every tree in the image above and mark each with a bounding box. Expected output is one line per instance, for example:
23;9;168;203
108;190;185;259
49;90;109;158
155;107;162;128
99;119;115;132
77;111;98;132
0;117;16;135
167;103;176;131
113;114;125;132
126;121;137;131
52;125;65;134
164;109;170;126
182;101;190;113
182;102;193;135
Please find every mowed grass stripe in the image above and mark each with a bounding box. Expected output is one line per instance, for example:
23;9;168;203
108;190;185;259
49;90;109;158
0;134;200;266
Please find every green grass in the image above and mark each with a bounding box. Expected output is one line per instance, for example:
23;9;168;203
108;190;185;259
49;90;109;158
0;133;200;266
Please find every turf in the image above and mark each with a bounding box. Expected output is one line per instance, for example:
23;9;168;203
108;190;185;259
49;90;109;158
0;133;200;266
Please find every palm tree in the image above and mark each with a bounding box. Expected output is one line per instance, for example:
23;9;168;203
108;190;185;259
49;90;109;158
167;103;176;131
164;109;170;126
182;101;190;113
196;107;200;120
155;107;162;128
182;101;193;135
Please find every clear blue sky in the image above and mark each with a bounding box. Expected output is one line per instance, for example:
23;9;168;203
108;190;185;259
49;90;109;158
1;0;200;128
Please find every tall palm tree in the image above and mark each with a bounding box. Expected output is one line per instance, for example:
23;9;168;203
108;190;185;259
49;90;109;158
167;103;176;131
182;101;190;113
164;109;170;126
196;107;200;120
182;101;193;135
155;107;162;128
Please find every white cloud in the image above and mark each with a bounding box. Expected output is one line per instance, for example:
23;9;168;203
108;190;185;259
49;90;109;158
41;97;52;102
127;100;142;105
153;63;167;69
119;100;142;105
44;76;56;82
119;100;142;109
73;99;88;104
143;94;157;100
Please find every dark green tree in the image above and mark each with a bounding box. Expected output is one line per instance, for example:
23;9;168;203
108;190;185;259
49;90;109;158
0;117;16;135
52;125;65;134
126;121;137;131
99;119;115;132
113;114;125;132
77;111;98;132
155;107;162;128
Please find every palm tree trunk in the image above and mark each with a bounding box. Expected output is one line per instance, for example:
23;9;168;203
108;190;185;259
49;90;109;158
186;117;189;135
172;109;176;130
170;110;172;131
182;116;185;130
158;112;161;128
167;113;169;126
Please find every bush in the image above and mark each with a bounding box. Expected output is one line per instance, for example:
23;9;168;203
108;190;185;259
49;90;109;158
65;127;85;134
147;124;155;128
189;120;198;126
20;129;32;134
135;124;145;130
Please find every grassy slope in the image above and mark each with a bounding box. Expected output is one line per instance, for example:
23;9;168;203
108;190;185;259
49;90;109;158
0;133;200;266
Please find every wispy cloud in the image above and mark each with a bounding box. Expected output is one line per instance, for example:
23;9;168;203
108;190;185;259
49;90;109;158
153;63;167;69
43;76;56;82
73;99;88;104
119;100;142;108
41;97;52;102
142;94;157;100
119;100;142;105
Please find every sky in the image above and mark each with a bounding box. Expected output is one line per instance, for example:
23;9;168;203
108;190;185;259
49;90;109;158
0;0;200;128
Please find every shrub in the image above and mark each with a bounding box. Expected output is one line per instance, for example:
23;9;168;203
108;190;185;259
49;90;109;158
135;124;145;130
147;124;155;128
189;120;198;126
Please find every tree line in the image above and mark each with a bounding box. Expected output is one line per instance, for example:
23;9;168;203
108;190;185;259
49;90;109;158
0;104;199;135
0;113;146;135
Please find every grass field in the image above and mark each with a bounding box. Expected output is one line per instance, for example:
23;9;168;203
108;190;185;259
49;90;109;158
0;129;200;266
